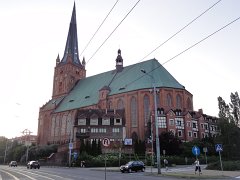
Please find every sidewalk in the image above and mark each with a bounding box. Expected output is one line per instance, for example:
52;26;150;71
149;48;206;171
146;165;240;179
93;165;240;179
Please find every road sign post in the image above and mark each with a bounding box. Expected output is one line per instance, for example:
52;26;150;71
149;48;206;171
102;138;110;180
203;147;208;165
192;146;200;159
215;144;223;173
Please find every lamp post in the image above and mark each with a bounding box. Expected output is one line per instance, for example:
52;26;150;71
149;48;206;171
22;129;32;163
141;69;161;174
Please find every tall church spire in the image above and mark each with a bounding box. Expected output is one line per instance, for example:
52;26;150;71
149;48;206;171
60;2;82;66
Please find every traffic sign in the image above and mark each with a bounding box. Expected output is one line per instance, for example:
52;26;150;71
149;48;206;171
203;147;208;153
69;142;73;150
73;152;78;160
192;146;200;156
215;144;223;152
102;137;110;147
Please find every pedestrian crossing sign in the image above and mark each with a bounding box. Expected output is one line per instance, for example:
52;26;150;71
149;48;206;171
215;144;223;152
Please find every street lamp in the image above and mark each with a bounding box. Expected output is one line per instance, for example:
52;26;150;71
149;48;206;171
141;69;161;174
22;129;32;163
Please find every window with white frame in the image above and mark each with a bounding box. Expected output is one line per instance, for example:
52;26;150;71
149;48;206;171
178;130;182;137
193;132;197;138
175;118;184;129
158;116;166;128
80;128;86;133
187;121;191;127
91;128;98;133
112;128;120;133
90;119;98;125
192;122;197;128
102;118;110;125
78;118;86;125
99;128;107;133
169;119;174;126
188;131;192;137
114;118;122;125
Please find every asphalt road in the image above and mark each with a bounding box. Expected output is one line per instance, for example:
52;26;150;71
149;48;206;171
0;165;179;180
0;165;238;180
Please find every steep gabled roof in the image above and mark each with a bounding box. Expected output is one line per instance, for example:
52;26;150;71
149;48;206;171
55;59;185;113
60;3;82;66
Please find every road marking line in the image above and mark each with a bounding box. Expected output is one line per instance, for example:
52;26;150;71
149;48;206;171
236;176;240;178
0;169;20;180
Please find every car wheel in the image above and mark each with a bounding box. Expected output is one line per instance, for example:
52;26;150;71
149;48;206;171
121;170;124;173
30;166;32;169
141;168;145;172
128;168;132;173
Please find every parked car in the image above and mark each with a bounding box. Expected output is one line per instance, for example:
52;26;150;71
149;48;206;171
120;161;145;173
27;161;40;169
9;161;17;167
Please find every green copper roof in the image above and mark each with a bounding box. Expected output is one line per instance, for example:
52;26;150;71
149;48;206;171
55;59;184;112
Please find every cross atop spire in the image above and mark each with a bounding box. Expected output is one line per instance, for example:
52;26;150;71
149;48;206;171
60;2;82;66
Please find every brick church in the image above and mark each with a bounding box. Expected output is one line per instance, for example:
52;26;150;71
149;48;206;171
37;3;219;154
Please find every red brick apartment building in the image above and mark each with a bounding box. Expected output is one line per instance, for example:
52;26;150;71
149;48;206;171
37;3;219;155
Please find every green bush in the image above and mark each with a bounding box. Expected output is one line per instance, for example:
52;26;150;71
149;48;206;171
206;161;240;171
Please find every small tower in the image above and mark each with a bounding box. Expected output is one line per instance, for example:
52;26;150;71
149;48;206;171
116;49;123;72
52;3;86;99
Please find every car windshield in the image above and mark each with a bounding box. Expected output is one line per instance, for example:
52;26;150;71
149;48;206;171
126;161;133;166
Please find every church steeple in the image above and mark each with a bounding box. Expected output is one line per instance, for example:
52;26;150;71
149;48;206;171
52;3;86;99
60;2;82;66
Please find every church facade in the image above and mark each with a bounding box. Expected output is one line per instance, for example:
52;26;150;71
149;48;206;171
37;4;219;153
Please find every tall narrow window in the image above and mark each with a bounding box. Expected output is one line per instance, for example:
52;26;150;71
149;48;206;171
117;99;124;109
130;96;138;127
108;101;113;109
166;93;172;107
187;98;192;110
143;95;150;126
156;93;160;108
51;117;56;137
176;94;182;109
61;115;67;135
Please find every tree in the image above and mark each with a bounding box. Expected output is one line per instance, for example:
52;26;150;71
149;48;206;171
230;92;240;126
217;93;240;160
159;131;183;156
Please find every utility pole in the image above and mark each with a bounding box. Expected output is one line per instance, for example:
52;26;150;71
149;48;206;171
4;139;8;164
22;129;32;163
141;69;161;174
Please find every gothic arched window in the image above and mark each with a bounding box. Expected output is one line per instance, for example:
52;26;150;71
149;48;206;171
156;93;160;108
143;95;150;126
176;94;182;109
108;101;113;109
187;98;192;110
166;93;172;107
117;99;124;109
130;96;138;127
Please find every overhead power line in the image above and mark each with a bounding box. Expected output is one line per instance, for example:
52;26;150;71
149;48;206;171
113;0;222;81
87;0;141;64
79;0;119;57
140;0;222;61
125;16;240;88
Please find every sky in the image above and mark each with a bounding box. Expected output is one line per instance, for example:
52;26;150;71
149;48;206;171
0;0;239;139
